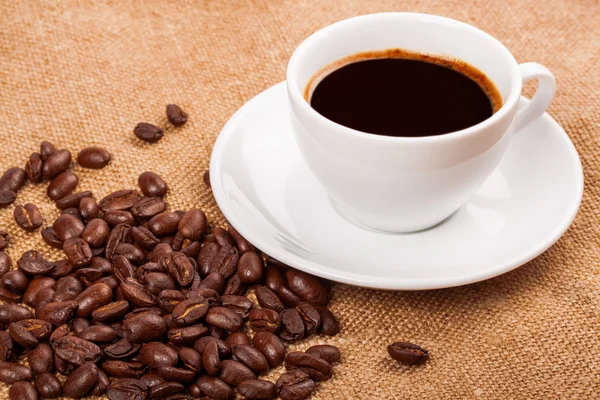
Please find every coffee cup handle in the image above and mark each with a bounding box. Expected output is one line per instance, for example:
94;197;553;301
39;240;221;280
512;62;556;132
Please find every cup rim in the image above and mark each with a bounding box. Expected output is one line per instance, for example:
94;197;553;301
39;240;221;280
286;12;522;142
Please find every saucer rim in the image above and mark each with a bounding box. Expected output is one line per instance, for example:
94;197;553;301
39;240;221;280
210;82;584;290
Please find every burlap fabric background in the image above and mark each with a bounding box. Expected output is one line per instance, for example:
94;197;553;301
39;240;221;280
1;0;599;399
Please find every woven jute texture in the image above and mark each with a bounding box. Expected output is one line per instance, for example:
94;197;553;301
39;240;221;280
1;0;599;399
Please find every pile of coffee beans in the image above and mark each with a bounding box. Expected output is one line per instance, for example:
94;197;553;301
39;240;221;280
0;133;342;399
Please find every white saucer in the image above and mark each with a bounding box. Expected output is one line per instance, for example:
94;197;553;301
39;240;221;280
210;82;583;290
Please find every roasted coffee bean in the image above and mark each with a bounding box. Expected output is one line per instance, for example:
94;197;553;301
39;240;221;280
167;324;208;346
285;352;332;381
205;307;244;332
52;335;102;365
232;344;269;374
13;204;43;232
140;272;173;296
202;340;222;376
159;251;193;287
28;343;54;374
60;207;81;219
226;332;251;349
193;337;230;358
285;270;328;306
8;380;38;400
0;331;15;362
76;267;102;286
17;250;53;276
34;372;62;398
220;295;252;318
212;227;232;247
56;191;93;210
41;227;64;250
123;312;167;343
187;288;220;305
227;225;254;253
107;378;147;400
134;123;164;143
196;376;234;400
131;197;167;219
276;370;315;400
71;318;90;335
25;152;43;184
77;147;112;169
180;240;201;259
100;190;142;212
277;286;302;308
252;331;285;368
63;237;92;267
248;309;280;333
113;255;137;282
105;224;131;262
0;167;26;193
188;383;202;398
166;104;188;127
91;368;110;396
9;319;52;348
102;360;146;378
305;345;341;364
210;245;238;279
197;241;219;278
140;373;165;389
120;278;156;308
237;379;277;400
130;226;159;250
0;250;11;274
222;274;245;297
157;365;196;383
115;243;145;264
54;213;85;242
178;209;207;242
295;302;321;334
36;301;78;326
81;218;110;248
78;325;117;343
1;270;28;293
92;300;129;323
0;190;17;208
104;338;141;360
0;362;33;384
103;210;135;227
42;149;71;180
156;289;184;313
47;171;78;200
63;363;99;398
34;287;55;310
279;309;305;342
236;251;262;283
138;342;179;369
149;212;181;237
79;197;101;221
172;297;209;326
73;282;113;317
255;286;284;312
178;347;202;372
52;276;82;302
315;306;340;336
138;171;168;198
387;342;429;365
53;353;73;375
265;266;286;293
0;287;22;303
197;271;225;294
149;381;185;398
218;359;256;387
39;141;57;160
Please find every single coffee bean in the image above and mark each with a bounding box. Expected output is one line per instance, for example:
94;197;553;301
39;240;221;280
0;251;11;274
226;332;251;349
193;337;231;358
0;331;15;362
177;347;202;372
285;269;328;306
202;340;222;376
123;312;167;343
166;104;188;127
34;372;62;398
0;362;33;384
196;376;234;400
149;381;186;398
63;237;92;267
9;380;38;400
104;338;140;360
113;255;137;282
0;287;22;303
252;331;285;368
114;243;145;264
102;360;146;378
107;378;147;400
237;379;277;400
387;342;429;365
36;300;78;326
157;365;196;383
39;141;57;160
131;197;167;219
79;197;101;221
220;295;253;318
17;250;53;276
205;307;244;332
78;325;117;343
172;297;209;326
134;123;164;143
103;210;135;227
255;286;284;312
47;171;79;200
41;227;63;249
149;212;181;237
56;191;94;210
315;306;340;336
0;304;33;325
138;171;168;198
180;240;201;259
237;251;263;283
295;302;321;334
278;286;302;308
218;359;256;387
1;270;28;293
73;282;113;317
51;276;82;303
63;363;99;398
52;335;102;365
161;251;194;287
0;167;26;193
13;204;43;232
167;324;208;346
42;149;71;180
232;344;269;374
186;287;220;304
53;213;85;241
178;209;207;241
120;278;156;308
81;218;110;248
0;190;17;208
227;225;254;253
100;190;142;212
155;289;184;313
285;351;332;381
279;308;305;342
140;373;165;389
141;272;174;296
77;147;112;169
264;267;285;293
209;245;238;279
91;368;110;396
28;343;54;374
60;207;81;219
139;341;179;368
91;300;129;323
305;345;341;364
188;383;202;398
213;227;233;247
130;226;159;250
276;370;315;400
197;241;220;277
196;271;225;294
105;223;131;261
33;287;55;310
248;309;280;333
25;152;43;183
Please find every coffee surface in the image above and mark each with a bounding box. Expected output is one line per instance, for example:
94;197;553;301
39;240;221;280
308;51;501;137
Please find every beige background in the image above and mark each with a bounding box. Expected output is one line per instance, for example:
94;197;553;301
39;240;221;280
1;0;599;399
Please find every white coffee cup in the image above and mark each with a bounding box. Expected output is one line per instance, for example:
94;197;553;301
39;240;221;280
286;12;556;233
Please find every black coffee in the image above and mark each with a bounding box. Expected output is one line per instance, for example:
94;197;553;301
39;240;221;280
307;50;501;137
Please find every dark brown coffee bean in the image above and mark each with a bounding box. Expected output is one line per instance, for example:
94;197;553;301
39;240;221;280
107;378;147;400
232;344;269;374
9;319;52;348
105;223;131;260
41;227;64;249
176;347;201;373
209;245;238;279
129;227;158;251
279;309;305;342
255;286;284;312
78;325;117;343
0;167;26;193
131;197;167;220
277;286;302;308
102;338;139;361
53;335;102;365
178;209;207;242
42;149;71;180
53;353;74;375
197;241;220;278
60;207;81;219
172;297;209;326
193;336;230;357
13;204;43;232
120;278;156;308
195;271;224;293
63;363;99;398
28;343;54;374
205;307;244;332
47;171;78;200
91;300;129;323
149;212;181;237
180;240;201;260
56;191;94;210
139;341;179;368
285;351;332;381
196;376;234;400
78;197;100;221
248;309;280;333
149;381;185;398
236;251;262;283
100;190;142;212
1;270;28;293
225;226;251;253
138;171;168;198
252;331;285;368
9;380;38;400
70;318;90;335
134;123;163;143
77;147;112;169
223;276;247;296
237;379;276;400
285;270;328;306
166;104;188;127
63;237;92;267
90;368;110;396
53;214;85;242
0;331;15;362
157;365;196;383
218;359;256;387
36;301;78;327
202;340;221;376
160;251;194;287
112;255;136;283
315;306;340;336
220;295;252;318
0;304;32;326
212;227;233;247
25;152;43;183
140;373;164;389
264;266;285;293
0;362;33;384
73;282;113;317
225;332;250;350
276;370;315;400
114;243;145;264
102;360;146;378
0;190;17;208
103;210;135;227
187;288;219;304
304;345;341;364
34;372;62;398
17;250;52;276
33;287;55;310
295;302;321;334
123;312;167;343
0;287;22;303
387;342;429;365
0;250;11;274
39;141;57;160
